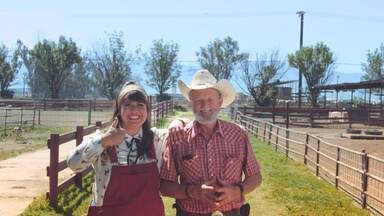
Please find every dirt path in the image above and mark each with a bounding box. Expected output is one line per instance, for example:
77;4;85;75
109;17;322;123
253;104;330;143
292;127;384;158
0;134;96;216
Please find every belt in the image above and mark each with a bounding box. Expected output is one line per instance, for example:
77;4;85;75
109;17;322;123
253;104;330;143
176;208;241;216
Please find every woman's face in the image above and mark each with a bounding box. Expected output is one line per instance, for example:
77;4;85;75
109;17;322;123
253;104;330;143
120;97;148;131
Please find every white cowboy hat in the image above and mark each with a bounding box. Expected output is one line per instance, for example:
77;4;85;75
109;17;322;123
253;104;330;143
178;69;236;108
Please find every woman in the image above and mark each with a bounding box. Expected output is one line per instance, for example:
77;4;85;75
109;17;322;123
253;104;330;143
67;81;185;216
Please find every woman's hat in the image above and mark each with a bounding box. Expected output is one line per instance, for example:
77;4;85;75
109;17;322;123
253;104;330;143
119;80;148;100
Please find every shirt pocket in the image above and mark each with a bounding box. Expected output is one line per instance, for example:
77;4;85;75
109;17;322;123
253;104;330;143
179;155;203;183
223;156;243;183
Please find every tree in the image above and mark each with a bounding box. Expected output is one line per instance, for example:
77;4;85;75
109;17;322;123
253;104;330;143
0;44;21;98
88;32;137;99
196;36;247;80
288;42;335;107
239;51;286;106
144;39;181;101
61;59;92;98
362;44;384;81
17;40;49;97
31;36;82;98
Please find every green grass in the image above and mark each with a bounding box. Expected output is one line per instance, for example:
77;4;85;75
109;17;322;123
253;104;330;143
0;125;73;161
20;109;371;216
246;136;370;216
20;172;94;216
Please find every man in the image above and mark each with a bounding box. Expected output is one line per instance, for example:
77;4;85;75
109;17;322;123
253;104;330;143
160;69;262;216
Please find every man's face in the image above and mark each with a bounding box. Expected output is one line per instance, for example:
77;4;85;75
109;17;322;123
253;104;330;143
189;88;223;124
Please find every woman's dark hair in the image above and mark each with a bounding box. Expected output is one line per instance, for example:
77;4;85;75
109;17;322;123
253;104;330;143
112;90;155;159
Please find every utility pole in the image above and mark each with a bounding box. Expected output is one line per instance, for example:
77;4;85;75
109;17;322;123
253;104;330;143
297;11;305;108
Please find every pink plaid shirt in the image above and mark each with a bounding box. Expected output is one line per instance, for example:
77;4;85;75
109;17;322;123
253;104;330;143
160;119;260;214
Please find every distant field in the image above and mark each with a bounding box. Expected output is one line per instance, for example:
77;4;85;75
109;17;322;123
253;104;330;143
0;109;112;127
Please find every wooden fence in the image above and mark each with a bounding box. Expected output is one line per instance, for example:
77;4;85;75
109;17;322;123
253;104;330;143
238;103;384;128
46;100;174;208
234;111;384;216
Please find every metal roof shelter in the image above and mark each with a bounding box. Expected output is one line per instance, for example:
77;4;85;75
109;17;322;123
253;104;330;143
313;79;384;91
313;79;384;110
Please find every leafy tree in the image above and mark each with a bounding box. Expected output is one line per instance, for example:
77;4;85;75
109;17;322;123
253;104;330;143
196;36;247;80
88;32;137;99
288;42;335;107
31;36;82;98
144;39;181;101
362;44;384;81
239;51;286;106
17;40;49;98
0;44;21;98
61;59;92;98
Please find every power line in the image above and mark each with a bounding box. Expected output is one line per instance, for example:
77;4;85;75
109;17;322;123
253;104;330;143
310;11;384;23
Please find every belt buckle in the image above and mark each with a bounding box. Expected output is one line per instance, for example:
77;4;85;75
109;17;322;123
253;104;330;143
211;211;224;216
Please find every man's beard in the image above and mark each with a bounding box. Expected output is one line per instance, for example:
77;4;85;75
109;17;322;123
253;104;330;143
194;108;220;124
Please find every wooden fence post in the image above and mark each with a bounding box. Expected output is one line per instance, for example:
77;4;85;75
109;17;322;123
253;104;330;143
4;109;8;135
88;100;92;126
348;109;352;129
43;98;47;111
304;134;309;165
286;102;290;129
162;102;165;118
156;106;160;124
47;134;60;209
20;107;24;128
32;106;36;128
74;126;84;189
38;106;41;125
310;110;314;128
335;147;340;188
96;121;102;128
165;101;168;117
285;130;290;157
275;128;279;152
263;123;267;141
171;97;174;112
268;125;272;145
316;139;320;176
361;150;368;208
255;121;259;138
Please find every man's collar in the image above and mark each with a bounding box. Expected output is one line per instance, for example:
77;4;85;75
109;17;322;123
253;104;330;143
190;119;224;140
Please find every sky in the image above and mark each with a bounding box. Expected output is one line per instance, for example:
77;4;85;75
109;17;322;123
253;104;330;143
1;0;384;97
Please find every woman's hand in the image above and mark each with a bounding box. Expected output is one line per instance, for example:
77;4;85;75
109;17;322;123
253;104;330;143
100;118;127;148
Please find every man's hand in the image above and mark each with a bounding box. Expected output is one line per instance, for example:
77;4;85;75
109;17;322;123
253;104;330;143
100;118;127;148
214;179;242;207
188;179;220;207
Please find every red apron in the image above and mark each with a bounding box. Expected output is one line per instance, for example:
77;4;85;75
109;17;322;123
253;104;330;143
87;146;165;216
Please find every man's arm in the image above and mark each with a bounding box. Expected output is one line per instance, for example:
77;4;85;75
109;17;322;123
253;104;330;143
215;172;262;205
160;179;219;206
160;180;188;199
242;172;262;194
